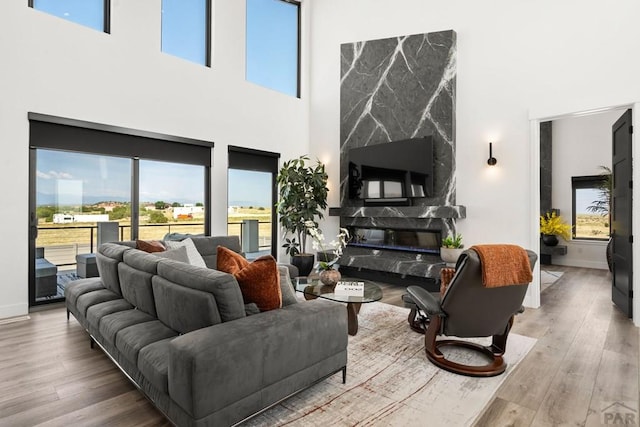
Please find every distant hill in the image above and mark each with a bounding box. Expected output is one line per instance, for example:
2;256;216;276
36;192;202;206
229;200;272;208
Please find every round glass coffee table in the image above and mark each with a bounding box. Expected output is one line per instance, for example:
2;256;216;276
295;277;383;335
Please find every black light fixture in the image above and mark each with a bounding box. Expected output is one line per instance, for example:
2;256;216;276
487;142;497;166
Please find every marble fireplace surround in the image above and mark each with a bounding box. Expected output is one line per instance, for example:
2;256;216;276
337;29;464;285
330;205;466;283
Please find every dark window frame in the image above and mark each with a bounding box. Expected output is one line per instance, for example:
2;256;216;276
228;146;280;258
28;0;111;34
571;174;610;241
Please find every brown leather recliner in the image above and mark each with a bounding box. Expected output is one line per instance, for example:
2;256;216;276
406;247;537;377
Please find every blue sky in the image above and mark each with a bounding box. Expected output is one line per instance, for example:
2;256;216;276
37;150;205;206
228;169;272;207
33;0;299;96
33;1;296;208
575;187;602;214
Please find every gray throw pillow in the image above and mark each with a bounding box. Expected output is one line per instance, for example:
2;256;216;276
153;246;189;263
278;265;298;306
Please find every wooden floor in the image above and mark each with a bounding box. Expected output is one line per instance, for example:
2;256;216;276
379;266;640;426
0;266;637;426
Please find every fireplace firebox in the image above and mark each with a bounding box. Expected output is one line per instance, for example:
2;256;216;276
349;227;441;255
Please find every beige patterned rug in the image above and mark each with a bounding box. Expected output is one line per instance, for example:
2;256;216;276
248;302;536;426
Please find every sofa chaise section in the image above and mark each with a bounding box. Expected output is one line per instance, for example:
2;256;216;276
65;239;348;426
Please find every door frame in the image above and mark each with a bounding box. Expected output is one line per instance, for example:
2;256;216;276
528;102;640;326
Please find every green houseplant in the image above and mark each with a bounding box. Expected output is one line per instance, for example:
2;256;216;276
440;233;464;264
276;155;329;276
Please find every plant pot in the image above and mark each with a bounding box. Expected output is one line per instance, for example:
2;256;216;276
440;247;464;264
319;269;341;286
291;253;315;277
542;234;559;247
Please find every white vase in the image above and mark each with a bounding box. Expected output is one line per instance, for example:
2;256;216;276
440;247;464;264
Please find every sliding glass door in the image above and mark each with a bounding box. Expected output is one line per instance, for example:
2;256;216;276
33;149;131;303
227;147;280;259
28;114;213;306
138;160;206;240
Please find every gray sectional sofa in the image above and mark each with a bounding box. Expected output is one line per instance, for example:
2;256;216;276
65;236;348;426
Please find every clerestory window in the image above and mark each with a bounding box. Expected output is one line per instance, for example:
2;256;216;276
161;0;211;66
29;0;110;33
246;0;300;97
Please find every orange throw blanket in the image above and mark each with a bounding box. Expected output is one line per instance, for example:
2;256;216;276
470;244;532;288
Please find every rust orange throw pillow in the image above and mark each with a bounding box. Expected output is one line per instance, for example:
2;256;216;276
136;239;166;253
216;246;282;311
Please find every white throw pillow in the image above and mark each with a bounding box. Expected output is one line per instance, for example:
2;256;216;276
153;246;189;263
164;238;207;268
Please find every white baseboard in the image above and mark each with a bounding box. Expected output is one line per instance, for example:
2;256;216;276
0;303;29;321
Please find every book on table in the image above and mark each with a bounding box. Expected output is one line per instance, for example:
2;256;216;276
334;281;365;296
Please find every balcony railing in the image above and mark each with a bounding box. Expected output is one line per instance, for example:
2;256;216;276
37;221;271;268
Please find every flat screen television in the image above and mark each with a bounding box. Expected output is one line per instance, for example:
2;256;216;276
348;136;434;204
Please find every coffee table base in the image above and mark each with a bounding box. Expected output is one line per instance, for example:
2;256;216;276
304;295;363;336
347;302;362;335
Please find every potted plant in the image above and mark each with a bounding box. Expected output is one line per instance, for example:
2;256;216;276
586;166;612;271
307;223;350;286
539;211;572;246
276;155;329;276
440;233;464;264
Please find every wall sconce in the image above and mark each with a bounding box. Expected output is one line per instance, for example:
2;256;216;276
487;142;497;166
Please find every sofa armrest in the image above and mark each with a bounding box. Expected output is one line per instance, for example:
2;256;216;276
168;299;347;419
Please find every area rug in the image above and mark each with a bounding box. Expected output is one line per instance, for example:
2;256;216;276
540;270;564;293
247;302;536;426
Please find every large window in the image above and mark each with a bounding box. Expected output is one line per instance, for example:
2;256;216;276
246;0;300;97
228;147;280;258
30;0;110;33
29;113;212;306
161;0;211;66
572;175;610;240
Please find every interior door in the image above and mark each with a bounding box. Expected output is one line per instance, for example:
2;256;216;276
611;109;633;317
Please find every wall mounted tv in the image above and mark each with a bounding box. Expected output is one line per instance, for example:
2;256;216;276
348;136;434;205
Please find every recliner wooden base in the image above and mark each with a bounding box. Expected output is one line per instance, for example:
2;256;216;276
423;315;513;377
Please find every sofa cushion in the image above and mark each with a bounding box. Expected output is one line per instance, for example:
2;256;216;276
217;247;281;312
65;278;104;307
118;261;157;317
191;236;242;269
123;249;162;274
152;277;222;334
136;239;166;253
156;259;246;322
99;309;156;345
76;289;121;318
115;320;177;366
86;299;134;336
138;337;175;394
164;238;207;268
96;243;133;296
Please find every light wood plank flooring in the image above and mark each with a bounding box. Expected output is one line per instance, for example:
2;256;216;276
379;266;640;427
0;266;637;426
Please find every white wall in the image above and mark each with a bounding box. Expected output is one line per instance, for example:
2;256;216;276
0;0;311;319
308;0;640;313
550;109;623;269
